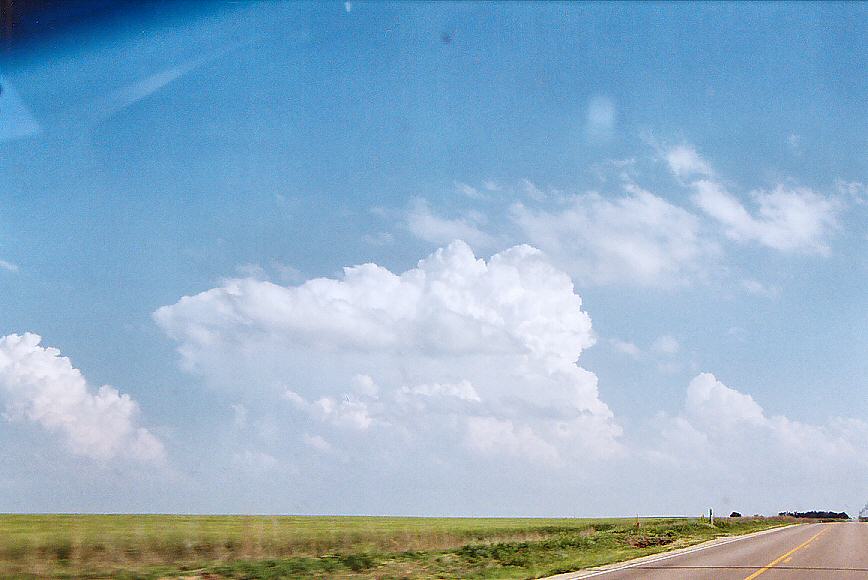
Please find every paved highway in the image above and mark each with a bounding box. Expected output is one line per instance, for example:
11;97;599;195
554;522;868;579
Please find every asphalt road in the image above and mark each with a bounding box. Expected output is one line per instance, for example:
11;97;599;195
562;522;868;579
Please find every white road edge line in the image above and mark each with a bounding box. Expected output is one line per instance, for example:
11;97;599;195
552;523;808;579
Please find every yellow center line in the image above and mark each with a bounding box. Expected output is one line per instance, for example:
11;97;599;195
743;525;829;580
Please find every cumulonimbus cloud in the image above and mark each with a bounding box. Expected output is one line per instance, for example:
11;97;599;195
151;241;868;512
155;241;622;465
0;333;165;463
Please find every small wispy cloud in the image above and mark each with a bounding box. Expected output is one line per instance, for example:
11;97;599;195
787;133;803;155
232;449;278;472
0;259;19;273
455;181;485;199
231;403;248;429
304;433;333;452
586;96;616;141
651;335;680;356
741;279;780;298
520;179;546;201
512;185;715;287
235;263;268;279
836;180;867;205
610;338;642;360
692;180;840;255
666;145;713;180
362;231;394;246
664;144;841;255
405;199;495;249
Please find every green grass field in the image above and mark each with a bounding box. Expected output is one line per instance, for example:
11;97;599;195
0;514;792;578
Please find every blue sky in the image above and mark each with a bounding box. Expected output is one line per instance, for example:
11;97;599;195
1;1;867;516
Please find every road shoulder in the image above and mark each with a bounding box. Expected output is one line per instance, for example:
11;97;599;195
541;523;801;579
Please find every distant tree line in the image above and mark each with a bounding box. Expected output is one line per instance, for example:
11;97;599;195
778;511;849;520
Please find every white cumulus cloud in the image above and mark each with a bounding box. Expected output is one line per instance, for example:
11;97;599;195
654;372;868;479
684;373;766;429
0;333;164;463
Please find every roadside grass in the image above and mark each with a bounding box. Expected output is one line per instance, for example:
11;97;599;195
0;514;792;578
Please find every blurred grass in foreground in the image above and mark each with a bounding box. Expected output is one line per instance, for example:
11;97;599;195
0;514;793;578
